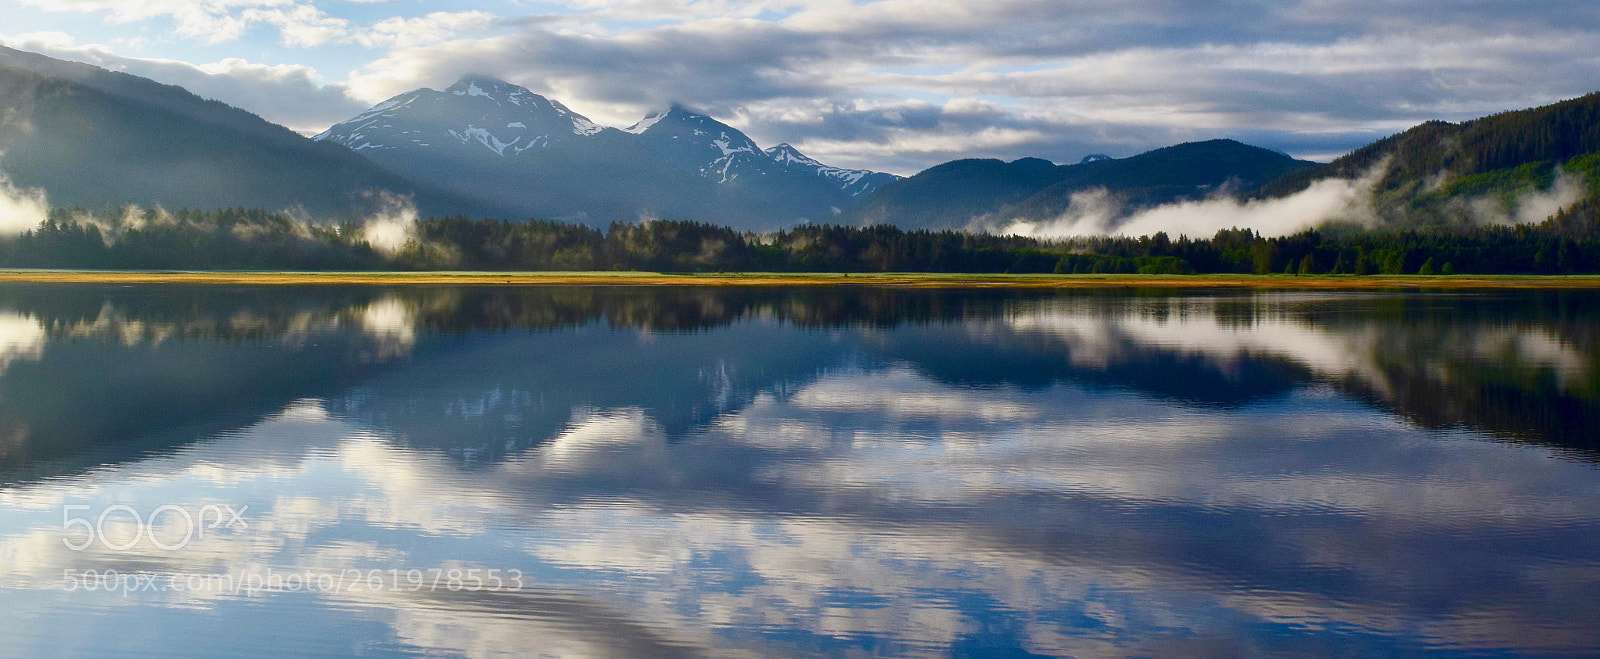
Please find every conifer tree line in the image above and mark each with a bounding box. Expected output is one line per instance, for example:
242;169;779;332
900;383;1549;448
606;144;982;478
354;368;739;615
3;202;1598;274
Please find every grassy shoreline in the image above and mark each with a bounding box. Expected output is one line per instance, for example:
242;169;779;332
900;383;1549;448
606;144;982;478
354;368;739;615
2;270;1600;289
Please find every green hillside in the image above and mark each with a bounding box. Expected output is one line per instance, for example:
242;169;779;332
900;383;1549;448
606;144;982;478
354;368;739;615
1259;92;1600;226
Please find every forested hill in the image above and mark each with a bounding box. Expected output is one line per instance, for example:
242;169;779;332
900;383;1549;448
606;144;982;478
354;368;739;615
1259;92;1600;217
0;46;299;146
846;140;1318;230
850;94;1600;233
0;51;488;218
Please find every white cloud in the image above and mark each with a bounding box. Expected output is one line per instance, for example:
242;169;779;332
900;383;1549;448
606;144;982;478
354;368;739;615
13;0;347;46
242;5;352;47
351;11;499;50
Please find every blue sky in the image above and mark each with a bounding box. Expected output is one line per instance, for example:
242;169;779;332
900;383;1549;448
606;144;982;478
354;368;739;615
3;0;1598;174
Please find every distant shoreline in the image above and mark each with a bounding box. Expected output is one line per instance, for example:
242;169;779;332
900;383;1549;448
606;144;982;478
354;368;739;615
2;270;1600;289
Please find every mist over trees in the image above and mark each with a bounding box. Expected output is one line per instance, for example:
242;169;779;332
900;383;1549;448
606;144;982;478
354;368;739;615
4;203;1598;275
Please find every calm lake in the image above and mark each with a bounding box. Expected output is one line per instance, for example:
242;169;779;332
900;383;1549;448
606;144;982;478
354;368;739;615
0;284;1596;657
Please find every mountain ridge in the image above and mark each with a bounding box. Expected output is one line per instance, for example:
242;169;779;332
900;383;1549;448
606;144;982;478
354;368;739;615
3;46;1592;237
0;48;489;218
845;139;1320;230
315;80;903;229
1253;92;1600;228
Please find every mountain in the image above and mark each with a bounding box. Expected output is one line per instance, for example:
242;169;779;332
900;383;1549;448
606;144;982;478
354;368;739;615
316;81;900;229
622;105;903;221
0;46;476;218
625;104;771;182
1005;139;1324;220
314;75;682;223
1257;92;1600;227
12;43;1589;237
766;143;901;198
845;157;1064;229
317;75;606;157
847;139;1318;230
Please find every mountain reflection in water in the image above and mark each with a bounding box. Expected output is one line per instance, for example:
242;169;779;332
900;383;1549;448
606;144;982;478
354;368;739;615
0;284;1595;656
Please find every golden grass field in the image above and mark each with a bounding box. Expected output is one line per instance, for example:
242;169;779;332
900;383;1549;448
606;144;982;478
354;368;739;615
2;270;1600;289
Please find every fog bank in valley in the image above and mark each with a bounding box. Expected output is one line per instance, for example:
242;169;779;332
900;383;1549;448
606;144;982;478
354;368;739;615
989;165;1588;240
0;170;47;236
990;170;1385;240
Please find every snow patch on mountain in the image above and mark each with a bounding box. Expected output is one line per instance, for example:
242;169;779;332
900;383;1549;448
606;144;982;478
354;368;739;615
313;92;420;141
513;136;549;154
317;75;611;155
624;110;667;135
450;126;514;156
768;143;825;168
765;143;899;196
712;134;755;156
570;114;603;136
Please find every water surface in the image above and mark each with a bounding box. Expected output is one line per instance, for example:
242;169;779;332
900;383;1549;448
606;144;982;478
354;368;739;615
0;285;1596;657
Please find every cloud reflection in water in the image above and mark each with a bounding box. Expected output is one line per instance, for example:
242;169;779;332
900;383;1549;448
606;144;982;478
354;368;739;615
0;285;1594;656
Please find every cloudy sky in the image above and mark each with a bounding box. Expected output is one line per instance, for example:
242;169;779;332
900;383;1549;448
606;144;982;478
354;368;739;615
2;0;1597;174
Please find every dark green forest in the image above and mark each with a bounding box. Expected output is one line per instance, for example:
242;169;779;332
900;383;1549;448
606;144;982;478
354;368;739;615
4;200;1599;274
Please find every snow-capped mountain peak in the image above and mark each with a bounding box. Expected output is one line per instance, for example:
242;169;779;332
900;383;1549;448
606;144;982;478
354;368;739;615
316;75;609;158
627;105;754;143
445;75;537;105
627;105;768;182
